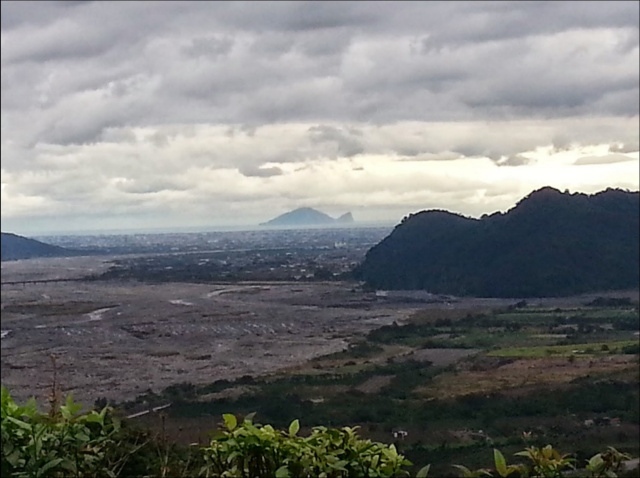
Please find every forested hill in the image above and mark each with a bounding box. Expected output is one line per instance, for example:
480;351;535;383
1;232;73;261
354;187;640;298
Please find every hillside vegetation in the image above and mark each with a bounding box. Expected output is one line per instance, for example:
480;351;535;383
1;232;74;262
354;187;639;297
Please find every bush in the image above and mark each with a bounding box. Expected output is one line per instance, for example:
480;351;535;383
621;343;640;355
200;413;413;477
2;387;637;478
1;386;130;477
1;388;414;477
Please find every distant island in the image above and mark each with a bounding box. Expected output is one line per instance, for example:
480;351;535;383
260;207;355;227
354;187;640;298
1;232;74;261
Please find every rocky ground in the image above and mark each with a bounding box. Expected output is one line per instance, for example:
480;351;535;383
1;256;421;406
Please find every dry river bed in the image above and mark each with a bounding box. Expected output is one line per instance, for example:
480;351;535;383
2;256;637;407
1;256;425;405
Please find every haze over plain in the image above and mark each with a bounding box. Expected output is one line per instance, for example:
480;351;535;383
1;1;638;234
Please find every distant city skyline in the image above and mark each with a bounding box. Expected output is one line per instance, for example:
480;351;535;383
1;1;638;235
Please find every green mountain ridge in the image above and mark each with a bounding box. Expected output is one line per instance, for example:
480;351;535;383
354;187;640;297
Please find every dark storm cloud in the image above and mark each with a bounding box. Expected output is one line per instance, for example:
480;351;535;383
1;1;638;232
239;165;284;178
609;142;640;154
308;125;364;158
419;1;639;50
182;36;235;59
2;1;637;136
0;1;89;29
495;154;533;167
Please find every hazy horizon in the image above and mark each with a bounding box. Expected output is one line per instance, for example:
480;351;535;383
22;219;398;238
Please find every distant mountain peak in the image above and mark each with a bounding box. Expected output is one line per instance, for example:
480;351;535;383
260;208;355;227
336;212;354;223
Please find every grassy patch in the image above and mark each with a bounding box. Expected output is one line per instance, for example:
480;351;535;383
487;340;639;358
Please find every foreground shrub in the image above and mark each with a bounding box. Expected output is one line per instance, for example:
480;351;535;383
452;444;633;478
1;386;133;477
1;387;636;478
200;413;415;477
1;388;416;478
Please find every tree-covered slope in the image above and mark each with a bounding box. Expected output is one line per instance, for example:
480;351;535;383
354;187;640;297
1;232;73;261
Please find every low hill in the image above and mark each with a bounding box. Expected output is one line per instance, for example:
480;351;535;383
261;207;355;227
354;187;640;297
1;232;73;261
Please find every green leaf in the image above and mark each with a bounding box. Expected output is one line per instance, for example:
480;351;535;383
452;465;492;477
452;464;473;477
5;450;21;467
39;458;64;475
5;416;31;430
494;448;508;477
24;398;39;416
226;451;240;464
587;454;604;470
289;419;300;437
0;385;10;404
60;393;83;419
223;413;237;431
332;460;348;470
416;464;431;478
82;411;104;424
275;465;290;478
60;458;78;473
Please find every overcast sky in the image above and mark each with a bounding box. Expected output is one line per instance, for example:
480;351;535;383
1;1;638;235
